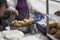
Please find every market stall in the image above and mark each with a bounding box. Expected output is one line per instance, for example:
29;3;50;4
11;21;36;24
0;0;60;40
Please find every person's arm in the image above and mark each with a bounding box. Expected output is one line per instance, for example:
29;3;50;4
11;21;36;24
7;7;18;16
7;0;18;16
7;0;17;8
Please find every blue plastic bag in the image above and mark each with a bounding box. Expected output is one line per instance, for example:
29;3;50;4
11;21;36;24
34;13;44;22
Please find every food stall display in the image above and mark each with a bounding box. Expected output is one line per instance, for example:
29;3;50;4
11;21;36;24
47;20;60;38
1;0;60;40
11;18;34;27
10;18;35;33
46;0;60;40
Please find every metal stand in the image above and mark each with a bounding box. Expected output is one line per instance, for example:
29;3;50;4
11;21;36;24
46;0;49;34
46;0;59;40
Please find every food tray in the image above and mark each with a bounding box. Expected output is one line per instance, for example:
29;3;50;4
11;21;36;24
46;14;60;40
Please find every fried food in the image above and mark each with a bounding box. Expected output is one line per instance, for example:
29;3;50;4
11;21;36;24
14;20;22;27
56;23;60;30
54;10;60;16
55;30;60;38
48;20;58;28
49;28;57;34
18;21;26;26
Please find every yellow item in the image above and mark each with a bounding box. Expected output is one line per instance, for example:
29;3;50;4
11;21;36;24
18;21;26;26
55;31;60;38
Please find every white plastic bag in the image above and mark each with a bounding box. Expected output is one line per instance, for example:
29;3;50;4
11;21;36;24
2;30;24;40
37;14;60;26
0;32;4;40
48;14;60;23
20;35;41;40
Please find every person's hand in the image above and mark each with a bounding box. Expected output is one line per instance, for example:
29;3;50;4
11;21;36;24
42;13;46;16
14;10;18;16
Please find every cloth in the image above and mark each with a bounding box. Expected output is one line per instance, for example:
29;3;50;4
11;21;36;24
16;0;28;20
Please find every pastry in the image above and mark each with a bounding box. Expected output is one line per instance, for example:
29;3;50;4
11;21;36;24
24;18;34;25
24;19;30;25
14;20;22;27
49;28;57;34
54;10;60;16
48;23;57;28
11;20;17;24
55;30;60;38
48;20;57;28
29;18;34;22
56;23;60;30
11;20;22;27
27;18;34;25
49;20;57;24
18;21;26;26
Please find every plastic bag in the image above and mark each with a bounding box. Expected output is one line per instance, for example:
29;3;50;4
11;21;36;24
20;35;41;40
37;14;60;26
0;32;4;40
2;30;24;40
47;14;60;23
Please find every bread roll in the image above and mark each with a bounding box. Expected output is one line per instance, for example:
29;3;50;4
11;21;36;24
18;21;26;26
29;18;34;22
24;19;30;25
48;20;58;28
54;10;60;16
56;23;60;30
49;20;57;24
48;23;57;28
55;30;60;38
12;20;22;27
24;18;34;25
28;18;34;25
11;20;17;24
14;23;22;27
49;28;57;34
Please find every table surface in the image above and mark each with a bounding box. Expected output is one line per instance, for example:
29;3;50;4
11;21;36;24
24;31;50;40
4;32;50;40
